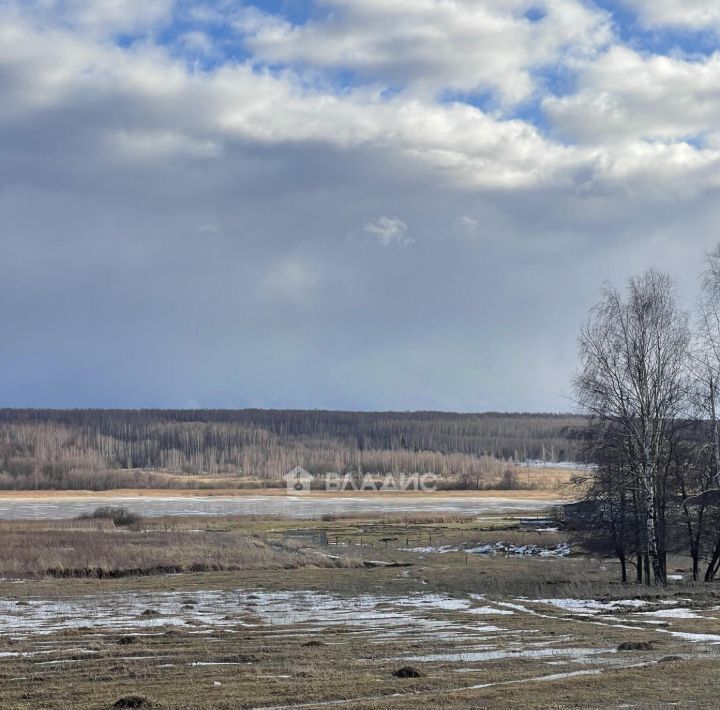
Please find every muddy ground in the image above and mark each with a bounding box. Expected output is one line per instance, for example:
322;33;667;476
0;511;718;709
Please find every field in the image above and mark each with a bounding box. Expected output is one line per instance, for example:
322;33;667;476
1;503;720;709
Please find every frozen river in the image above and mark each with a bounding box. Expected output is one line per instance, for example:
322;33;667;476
0;494;559;520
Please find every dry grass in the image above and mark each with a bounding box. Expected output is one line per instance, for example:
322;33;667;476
438;465;578;491
0;519;357;578
2;512;717;708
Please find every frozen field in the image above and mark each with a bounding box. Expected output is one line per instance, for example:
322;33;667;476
0;494;559;520
2;584;720;709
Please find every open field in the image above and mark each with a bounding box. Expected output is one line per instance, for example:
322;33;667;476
0;465;579;493
1;507;720;708
0;490;569;521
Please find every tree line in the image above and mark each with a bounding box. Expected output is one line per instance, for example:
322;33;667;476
573;244;720;586
0;410;584;490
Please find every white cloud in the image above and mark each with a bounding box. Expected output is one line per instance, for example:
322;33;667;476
0;2;717;200
16;0;174;35
621;1;720;30
240;0;611;105
544;46;720;151
0;6;586;190
363;216;413;247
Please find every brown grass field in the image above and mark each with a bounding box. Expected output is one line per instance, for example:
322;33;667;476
0;485;572;500
1;505;718;709
0;464;579;498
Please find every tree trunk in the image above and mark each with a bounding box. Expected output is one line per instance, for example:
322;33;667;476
711;376;720;486
705;534;720;582
642;457;665;586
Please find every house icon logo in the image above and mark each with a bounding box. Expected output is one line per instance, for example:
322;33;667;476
285;466;314;493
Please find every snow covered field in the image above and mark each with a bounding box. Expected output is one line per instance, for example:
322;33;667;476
0;494;559;520
2;584;720;709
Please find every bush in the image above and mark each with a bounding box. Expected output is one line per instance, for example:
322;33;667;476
79;506;140;527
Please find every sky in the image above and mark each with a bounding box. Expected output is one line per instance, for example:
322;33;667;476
1;0;720;412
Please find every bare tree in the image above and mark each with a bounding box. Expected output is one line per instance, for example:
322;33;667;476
575;270;690;586
694;243;720;486
685;243;720;580
572;421;637;583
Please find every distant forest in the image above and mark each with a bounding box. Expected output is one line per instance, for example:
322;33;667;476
0;409;586;490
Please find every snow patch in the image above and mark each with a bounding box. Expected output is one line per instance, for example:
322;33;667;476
402;542;571;558
534;599;649;615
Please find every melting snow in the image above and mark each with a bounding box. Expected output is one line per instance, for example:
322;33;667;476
533;599;649;615
0;590;510;643
665;631;720;643
402;647;617;663
636;608;705;620
467;606;515;616
402;542;571;557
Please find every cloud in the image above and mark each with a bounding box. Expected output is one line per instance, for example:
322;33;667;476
261;257;323;303
16;0;174;35
363;216;413;247
545;47;720;145
1;2;713;197
1;0;720;410
241;0;612;105
620;1;720;30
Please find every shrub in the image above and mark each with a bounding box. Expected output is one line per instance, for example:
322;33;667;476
79;506;140;527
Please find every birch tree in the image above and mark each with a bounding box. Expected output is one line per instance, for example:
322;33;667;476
575;270;690;586
690;243;720;580
695;244;720;487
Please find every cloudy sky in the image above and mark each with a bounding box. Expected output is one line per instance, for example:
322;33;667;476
1;0;719;411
